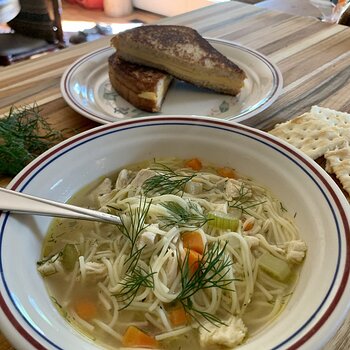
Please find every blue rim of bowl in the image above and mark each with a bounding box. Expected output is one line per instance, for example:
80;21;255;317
0;116;349;350
60;39;283;125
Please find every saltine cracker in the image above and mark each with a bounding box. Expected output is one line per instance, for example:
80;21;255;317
270;106;350;197
325;142;350;196
269;113;350;160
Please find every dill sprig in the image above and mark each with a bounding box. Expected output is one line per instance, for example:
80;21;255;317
177;241;235;327
142;163;195;196
180;298;226;329
159;200;211;229
115;265;155;310
109;197;155;308
124;244;144;273
178;241;234;298
280;202;287;212
228;183;265;215
0;104;62;176
109;196;151;251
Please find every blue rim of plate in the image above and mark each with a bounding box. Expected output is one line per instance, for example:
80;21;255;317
0;117;349;349
60;38;283;125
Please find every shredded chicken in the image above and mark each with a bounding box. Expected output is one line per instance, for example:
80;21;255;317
37;253;62;276
199;316;247;348
212;202;228;213
115;169;130;189
284;240;307;263
185;180;203;195
137;230;157;250
130;169;156;188
225;179;252;199
88;178;112;202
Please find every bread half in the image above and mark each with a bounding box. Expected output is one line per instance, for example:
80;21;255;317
108;53;173;113
111;25;246;96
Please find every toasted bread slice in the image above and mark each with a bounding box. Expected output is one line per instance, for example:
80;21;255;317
111;25;246;96
108;53;173;112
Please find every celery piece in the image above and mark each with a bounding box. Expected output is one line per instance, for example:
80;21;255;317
207;211;239;231
259;251;291;282
61;244;79;271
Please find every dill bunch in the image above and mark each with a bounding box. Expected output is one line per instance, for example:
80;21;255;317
0;104;62;176
142;162;195;196
177;241;235;327
115;265;155;310
228;183;265;215
159;200;210;229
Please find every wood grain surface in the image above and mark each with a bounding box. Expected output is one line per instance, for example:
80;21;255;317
1;1;350;349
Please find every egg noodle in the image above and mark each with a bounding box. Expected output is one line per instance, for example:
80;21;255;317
38;158;307;349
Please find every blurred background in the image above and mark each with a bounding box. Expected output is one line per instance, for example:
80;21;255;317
0;0;349;66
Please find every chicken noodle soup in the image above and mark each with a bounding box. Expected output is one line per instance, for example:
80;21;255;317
37;158;307;349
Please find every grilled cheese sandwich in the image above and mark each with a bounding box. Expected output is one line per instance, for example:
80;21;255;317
111;25;246;96
108;53;173;112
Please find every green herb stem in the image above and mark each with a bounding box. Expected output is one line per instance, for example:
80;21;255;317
177;241;235;327
0;104;62;176
159;200;210;228
114;265;155;310
228;183;265;215
142;163;195;196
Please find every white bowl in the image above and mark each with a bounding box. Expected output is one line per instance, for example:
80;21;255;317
1;116;350;350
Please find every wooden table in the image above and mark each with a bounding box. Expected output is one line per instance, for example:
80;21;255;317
1;1;350;348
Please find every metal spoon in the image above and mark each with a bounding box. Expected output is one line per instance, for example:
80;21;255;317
0;187;122;225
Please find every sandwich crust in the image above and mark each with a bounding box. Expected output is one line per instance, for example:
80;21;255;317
111;25;246;96
108;53;172;112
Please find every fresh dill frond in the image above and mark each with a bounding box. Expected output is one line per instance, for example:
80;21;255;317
114;265;155;310
280;202;287;212
178;241;234;299
111;197;155;308
179;298;226;329
124;244;144;273
159;200;210;228
228;183;265;215
177;241;235;327
112;196;151;249
142;163;195;196
0;104;63;176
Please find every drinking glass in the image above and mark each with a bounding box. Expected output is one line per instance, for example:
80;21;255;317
309;0;337;22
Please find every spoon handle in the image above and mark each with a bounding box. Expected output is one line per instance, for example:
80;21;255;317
0;187;121;225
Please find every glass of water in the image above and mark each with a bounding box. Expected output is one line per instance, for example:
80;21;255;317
309;0;337;22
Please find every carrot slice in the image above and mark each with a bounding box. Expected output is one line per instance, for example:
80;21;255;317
122;326;159;348
182;231;204;255
74;299;97;321
217;167;236;179
184;248;202;275
185;158;202;171
243;220;254;231
169;305;189;327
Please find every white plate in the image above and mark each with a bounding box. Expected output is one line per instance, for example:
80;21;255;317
61;38;283;124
